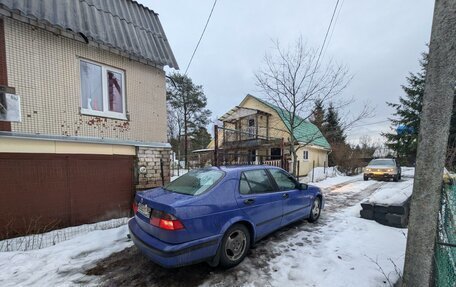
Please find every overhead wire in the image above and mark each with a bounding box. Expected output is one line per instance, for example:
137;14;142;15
184;0;218;75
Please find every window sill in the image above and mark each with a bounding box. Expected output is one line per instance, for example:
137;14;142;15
81;109;128;121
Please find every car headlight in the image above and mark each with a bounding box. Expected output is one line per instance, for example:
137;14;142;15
365;168;371;172
387;169;394;172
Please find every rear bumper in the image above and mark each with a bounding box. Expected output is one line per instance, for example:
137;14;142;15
128;218;221;268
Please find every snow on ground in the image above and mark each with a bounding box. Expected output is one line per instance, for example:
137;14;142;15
308;173;362;189
0;224;132;286
263;205;407;287
0;172;412;287
264;181;409;287
301;167;340;183
401;167;415;178
0;218;128;252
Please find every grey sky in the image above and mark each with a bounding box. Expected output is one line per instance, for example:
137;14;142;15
143;0;435;144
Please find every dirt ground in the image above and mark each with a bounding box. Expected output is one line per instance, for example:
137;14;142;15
83;179;386;287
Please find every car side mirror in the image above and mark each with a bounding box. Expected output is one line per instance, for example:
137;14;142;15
298;183;308;190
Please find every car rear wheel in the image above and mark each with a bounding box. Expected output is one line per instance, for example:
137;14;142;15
308;197;321;223
219;224;250;268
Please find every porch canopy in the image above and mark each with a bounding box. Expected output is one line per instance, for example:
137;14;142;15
218;106;270;123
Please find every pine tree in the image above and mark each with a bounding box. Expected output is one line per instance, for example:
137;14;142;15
383;53;427;165
324;102;346;145
311;99;326;133
166;73;211;168
190;127;212;151
383;52;456;169
324;102;347;166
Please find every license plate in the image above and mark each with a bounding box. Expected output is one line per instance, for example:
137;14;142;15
137;203;151;218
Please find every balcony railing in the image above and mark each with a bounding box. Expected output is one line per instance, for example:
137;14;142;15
223;127;268;143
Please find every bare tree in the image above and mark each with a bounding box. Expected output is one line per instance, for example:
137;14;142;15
255;38;368;175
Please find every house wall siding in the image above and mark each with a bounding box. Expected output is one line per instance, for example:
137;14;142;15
4;18;167;143
297;146;329;176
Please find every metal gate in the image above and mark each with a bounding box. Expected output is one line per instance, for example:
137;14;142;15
0;153;134;239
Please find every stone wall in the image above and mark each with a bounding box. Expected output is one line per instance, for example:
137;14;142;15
136;147;171;190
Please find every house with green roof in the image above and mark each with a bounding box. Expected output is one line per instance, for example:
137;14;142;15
209;94;331;176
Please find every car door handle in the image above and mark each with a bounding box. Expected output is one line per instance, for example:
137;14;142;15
244;199;255;205
282;193;289;199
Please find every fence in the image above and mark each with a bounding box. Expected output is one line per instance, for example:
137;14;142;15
434;177;456;287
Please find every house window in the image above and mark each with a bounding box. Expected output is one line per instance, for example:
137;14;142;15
303;150;309;161
271;148;281;160
80;60;126;119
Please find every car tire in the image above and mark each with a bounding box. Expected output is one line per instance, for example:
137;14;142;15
219;224;250;268
308;197;322;223
393;175;399;182
363;175;368;181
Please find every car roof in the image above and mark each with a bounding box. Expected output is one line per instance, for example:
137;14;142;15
206;165;282;173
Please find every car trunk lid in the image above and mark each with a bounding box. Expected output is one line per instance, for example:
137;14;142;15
134;187;192;243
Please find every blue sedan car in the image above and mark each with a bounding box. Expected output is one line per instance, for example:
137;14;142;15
129;165;324;268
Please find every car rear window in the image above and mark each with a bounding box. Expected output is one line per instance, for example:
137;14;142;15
369;159;395;166
164;169;224;196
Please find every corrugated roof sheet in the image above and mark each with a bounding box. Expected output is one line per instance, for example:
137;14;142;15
249;95;331;150
0;0;178;69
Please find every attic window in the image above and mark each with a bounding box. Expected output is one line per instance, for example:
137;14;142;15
80;59;126;120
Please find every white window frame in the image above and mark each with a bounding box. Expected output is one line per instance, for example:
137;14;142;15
80;59;127;120
303;150;309;161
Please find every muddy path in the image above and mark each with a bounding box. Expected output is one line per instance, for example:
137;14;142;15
84;178;385;287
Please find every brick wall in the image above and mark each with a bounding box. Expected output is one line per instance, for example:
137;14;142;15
136;147;171;189
4;17;167;143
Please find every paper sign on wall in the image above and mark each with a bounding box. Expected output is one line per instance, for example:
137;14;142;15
0;93;21;122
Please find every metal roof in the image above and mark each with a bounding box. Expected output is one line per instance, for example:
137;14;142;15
0;0;178;69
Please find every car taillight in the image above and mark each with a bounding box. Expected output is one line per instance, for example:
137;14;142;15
150;210;184;231
132;202;138;214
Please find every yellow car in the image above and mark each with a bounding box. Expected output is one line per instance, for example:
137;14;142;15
364;158;401;182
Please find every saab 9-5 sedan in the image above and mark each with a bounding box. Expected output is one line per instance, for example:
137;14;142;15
129;166;324;268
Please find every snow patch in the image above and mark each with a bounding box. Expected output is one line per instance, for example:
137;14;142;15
367;180;413;205
0;223;132;286
0;218;128;252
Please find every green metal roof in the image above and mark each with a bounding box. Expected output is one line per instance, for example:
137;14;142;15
249;95;331;150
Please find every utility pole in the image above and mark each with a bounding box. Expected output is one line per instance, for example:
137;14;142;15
402;0;456;286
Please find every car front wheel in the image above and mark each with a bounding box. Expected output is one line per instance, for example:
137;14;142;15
219;224;250;268
308;197;322;223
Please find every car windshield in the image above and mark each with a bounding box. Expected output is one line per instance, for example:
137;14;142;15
369;159;395;166
164;169;225;196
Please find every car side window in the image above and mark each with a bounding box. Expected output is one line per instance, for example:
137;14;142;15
239;169;275;194
269;169;297;191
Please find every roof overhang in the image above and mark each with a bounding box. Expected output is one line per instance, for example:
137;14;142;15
0;0;178;69
219;106;271;123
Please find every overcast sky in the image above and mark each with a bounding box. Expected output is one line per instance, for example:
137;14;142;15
143;0;435;144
